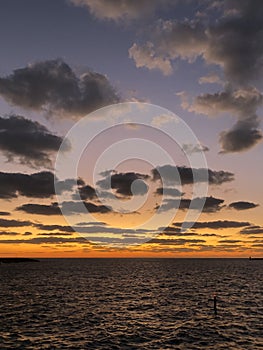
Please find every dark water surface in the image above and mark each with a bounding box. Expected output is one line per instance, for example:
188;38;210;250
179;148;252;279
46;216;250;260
0;258;262;349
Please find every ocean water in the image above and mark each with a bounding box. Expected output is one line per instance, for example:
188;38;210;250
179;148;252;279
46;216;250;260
0;258;262;349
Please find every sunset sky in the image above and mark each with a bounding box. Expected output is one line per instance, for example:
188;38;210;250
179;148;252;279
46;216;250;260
0;0;263;257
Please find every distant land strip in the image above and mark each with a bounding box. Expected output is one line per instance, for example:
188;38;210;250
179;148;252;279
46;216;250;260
0;258;39;263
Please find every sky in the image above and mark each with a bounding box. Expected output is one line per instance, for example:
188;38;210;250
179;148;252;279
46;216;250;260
0;0;263;258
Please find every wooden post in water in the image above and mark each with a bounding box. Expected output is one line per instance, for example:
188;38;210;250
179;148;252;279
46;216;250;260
213;294;217;315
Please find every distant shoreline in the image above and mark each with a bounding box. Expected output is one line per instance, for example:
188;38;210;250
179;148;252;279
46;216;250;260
0;258;39;263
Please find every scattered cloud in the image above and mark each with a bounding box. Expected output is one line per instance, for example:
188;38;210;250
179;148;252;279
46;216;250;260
219;239;242;244
155;187;183;197
129;1;263;152
219;118;263;153
0;59;119;118
148;237;206;245
0;237;87;245
76;221;107;226
240;226;263;235
70;0;171;21
23;231;32;236
97;171;150;197
73;183;96;200
38;232;73;236
0;211;10;216
129;20;206;74
0;115;66;166
152;165;234;185
16;202;62;215
0;218;32;227
228;201;259;211
200;233;223;237
0;231;20;236
160;226;198;236
158;196;224;213
189;87;263;117
129;1;263;83
61;201;112;215
0;171;74;199
34;224;74;232
151;113;176;127
173;220;251;230
72;224;153;235
189;87;263;153
198;73;223;85
182;143;209;155
129;43;173;76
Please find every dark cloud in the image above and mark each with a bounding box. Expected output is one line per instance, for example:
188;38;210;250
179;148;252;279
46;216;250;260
0;59;119;118
190;87;263;153
155;187;183;197
206;0;263;84
251;243;263;248
0;231;20;236
0;171;74;199
0;237;87;245
191;196;224;213
229;201;259;211
73;183;96;200
129;1;263;152
160;226;198;236
219;239;242;244
213;243;243;250
38;232;73;236
173;220;251;230
0;218;32;227
73;235;146;245
16;202;62;215
72;225;152;235
158;196;224;213
190;87;263;118
0;115;66;166
146;246;196;253
97;171;149;197
0;211;10;216
61;201;112;215
219;119;262;153
152;165;234;185
34;222;153;237
76;221;107;226
240;226;263;235
23;231;32;236
200;233;223;237
34;224;74;233
130;1;263;83
148;238;206;245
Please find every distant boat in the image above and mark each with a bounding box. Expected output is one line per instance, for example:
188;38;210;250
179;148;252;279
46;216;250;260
249;256;263;260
